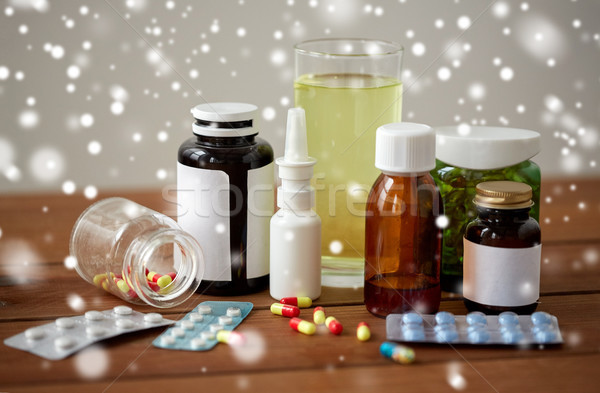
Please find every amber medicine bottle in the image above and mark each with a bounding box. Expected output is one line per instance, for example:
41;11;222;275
463;181;541;314
178;103;274;295
364;123;442;318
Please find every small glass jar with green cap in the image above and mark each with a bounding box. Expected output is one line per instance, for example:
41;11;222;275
463;181;541;314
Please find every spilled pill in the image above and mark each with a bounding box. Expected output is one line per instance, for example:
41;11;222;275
356;322;371;342
380;341;415;364
313;306;326;325
217;330;245;345
289;317;316;335
270;303;300;318
325;316;343;335
280;297;312;308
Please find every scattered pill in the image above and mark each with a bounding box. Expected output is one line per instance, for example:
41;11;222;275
270;303;300;318
86;326;107;337
191;337;206;349
197;305;212;315
189;313;204;323
356;322;371;342
499;311;519;326
531;311;552;326
217;330;245;345
280;297;312;308
114;305;133;316
181;320;195;330
209;324;224;333
435;311;455;325
116;319;135;330
402;312;423;325
380;341;415;364
226;307;241;317
200;331;215;340
289;317;316;335
218;315;233;325
466;311;487;326
55;336;76;350
313;306;326;325
161;335;176;346
25;327;46;340
171;327;186;338
144;313;163;324
325;316;343;335
85;311;104;321
55;318;76;329
157;274;172;288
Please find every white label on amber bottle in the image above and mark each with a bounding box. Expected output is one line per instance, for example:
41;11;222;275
463;239;541;307
246;162;274;279
177;163;232;281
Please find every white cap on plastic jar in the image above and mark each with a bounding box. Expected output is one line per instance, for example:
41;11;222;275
435;125;540;170
191;102;258;137
375;122;435;174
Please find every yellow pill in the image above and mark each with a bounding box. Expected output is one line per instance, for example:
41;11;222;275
101;281;110;291
216;330;245;346
313;306;326;325
157;274;172;288
290;318;316;335
147;271;159;281
357;322;371;342
116;279;130;293
93;274;107;287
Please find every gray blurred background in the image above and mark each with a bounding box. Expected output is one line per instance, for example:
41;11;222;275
1;0;599;196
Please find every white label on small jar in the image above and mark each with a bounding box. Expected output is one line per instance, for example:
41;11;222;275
463;239;541;307
177;163;232;281
246;162;274;279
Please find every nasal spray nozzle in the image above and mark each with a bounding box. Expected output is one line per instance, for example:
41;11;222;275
276;108;317;211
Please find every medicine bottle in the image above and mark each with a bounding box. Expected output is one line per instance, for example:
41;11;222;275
178;103;274;295
463;181;541;314
432;126;541;294
364;123;442;318
70;198;204;308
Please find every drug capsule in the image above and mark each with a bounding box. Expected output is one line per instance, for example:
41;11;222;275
147;271;161;282
216;330;245;346
289;317;316;335
356;322;371;342
380;342;415;364
270;303;300;318
313;306;326;325
156;274;172;288
325;316;343;335
280;297;312;308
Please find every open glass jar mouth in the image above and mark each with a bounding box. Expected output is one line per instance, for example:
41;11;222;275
294;38;403;57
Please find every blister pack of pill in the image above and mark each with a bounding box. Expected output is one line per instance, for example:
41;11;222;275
386;311;563;345
153;301;253;351
4;306;175;360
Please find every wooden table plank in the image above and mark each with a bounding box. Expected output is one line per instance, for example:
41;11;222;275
1;294;598;386
3;351;599;393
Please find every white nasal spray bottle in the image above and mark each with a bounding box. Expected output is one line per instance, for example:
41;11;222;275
269;108;321;301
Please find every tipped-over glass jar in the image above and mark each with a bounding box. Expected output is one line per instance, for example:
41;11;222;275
70;198;204;308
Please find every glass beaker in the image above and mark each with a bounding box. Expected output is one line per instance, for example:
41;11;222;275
294;39;403;287
70;197;204;308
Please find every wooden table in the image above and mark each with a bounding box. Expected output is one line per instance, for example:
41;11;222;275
1;179;599;392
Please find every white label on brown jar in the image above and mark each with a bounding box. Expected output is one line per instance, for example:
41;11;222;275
463;238;541;307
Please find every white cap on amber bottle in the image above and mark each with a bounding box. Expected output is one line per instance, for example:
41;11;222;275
375;122;435;174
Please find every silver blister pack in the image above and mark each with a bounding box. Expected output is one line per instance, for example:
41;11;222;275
386;311;563;345
4;306;175;360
